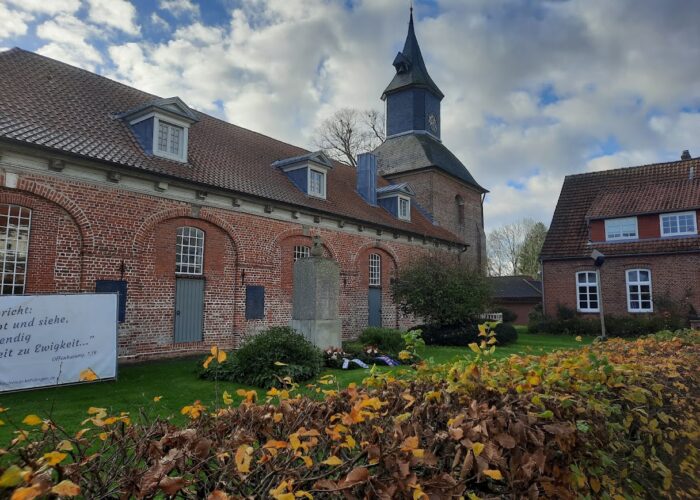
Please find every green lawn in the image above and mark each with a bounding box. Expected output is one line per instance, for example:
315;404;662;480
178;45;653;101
0;331;587;442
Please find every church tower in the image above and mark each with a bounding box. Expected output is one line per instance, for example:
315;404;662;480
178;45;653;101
374;9;488;269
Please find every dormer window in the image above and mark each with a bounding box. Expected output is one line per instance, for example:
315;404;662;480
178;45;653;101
660;211;697;237
120;97;198;164
605;217;637;241
377;183;415;222
308;168;326;198
273;151;333;200
398;196;410;221
157;120;184;159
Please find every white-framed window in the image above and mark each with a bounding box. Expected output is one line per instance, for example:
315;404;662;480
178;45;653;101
660;211;697;237
293;245;310;261
176;226;204;275
308;168;326;199
0;204;31;295
626;269;653;313
605;217;638;241
369;253;381;287
576;271;599;312
398;196;411;221
157;120;184;159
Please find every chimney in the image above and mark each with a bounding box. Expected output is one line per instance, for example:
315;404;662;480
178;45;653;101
356;153;378;205
681;149;691;160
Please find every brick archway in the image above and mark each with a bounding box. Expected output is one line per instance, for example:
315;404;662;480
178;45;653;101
131;206;242;264
12;178;95;255
351;240;399;272
270;227;339;262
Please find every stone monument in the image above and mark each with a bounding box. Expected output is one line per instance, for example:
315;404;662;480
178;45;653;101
289;235;341;349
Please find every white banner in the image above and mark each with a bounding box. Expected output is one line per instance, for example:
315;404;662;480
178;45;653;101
0;293;117;392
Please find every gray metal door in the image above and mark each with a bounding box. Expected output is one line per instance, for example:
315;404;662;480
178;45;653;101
368;287;382;327
174;278;204;343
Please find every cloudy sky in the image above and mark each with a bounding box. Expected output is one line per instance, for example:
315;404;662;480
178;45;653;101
1;0;699;231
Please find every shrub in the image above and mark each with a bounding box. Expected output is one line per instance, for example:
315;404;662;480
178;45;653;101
199;327;322;387
358;327;404;357
3;331;697;498
493;322;518;345
392;255;491;325
419;322;479;346
494;306;517;323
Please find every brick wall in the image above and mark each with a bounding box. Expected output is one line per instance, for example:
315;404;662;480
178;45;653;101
542;254;700;318
0;171;455;359
492;300;540;325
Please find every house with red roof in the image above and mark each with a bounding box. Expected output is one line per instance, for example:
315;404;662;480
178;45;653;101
540;154;699;324
0;12;487;358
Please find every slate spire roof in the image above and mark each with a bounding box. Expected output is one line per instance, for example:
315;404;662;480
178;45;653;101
382;8;444;100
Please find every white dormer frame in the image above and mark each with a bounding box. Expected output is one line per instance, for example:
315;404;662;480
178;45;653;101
130;112;191;163
397;194;411;221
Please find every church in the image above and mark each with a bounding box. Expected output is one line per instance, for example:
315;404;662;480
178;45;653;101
0;12;486;358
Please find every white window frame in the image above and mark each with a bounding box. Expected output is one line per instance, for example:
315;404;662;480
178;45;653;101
604;217;638;241
398;195;411;221
0;204;31;296
293;245;310;261
369;253;381;287
308;167;327;199
659;211;697;237
576;271;599;313
130;112;190;163
626;269;653;313
175;226;204;275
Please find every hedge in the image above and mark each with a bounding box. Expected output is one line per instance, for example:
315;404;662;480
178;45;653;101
1;331;697;498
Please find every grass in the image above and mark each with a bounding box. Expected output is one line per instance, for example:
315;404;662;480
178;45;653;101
0;331;588;442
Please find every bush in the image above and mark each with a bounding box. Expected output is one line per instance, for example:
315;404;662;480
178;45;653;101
493;322;518;345
494;306;517;323
528;311;688;338
419;322;479;346
392;256;491;325
358;327;404;357
4;331;697;498
199;327;322;387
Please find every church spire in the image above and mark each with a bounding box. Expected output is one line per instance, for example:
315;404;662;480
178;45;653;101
382;7;444;100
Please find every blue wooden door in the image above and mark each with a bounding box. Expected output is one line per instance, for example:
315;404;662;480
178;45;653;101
368;287;382;327
174;278;204;343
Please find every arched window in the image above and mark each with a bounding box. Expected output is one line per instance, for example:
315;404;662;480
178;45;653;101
0;204;31;295
455;195;465;225
293;245;310;261
176;226;204;275
369;253;381;287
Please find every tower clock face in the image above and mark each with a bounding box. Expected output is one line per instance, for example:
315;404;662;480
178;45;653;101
427;113;438;134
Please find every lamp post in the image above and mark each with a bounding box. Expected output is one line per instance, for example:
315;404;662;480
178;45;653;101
591;250;607;340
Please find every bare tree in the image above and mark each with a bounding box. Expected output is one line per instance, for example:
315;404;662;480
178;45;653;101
487;218;541;276
313;108;385;167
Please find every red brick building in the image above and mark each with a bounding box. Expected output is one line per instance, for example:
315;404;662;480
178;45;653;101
540;155;700;321
0;14;486;359
488;276;542;325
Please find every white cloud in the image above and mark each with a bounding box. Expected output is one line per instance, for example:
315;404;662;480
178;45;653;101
150;12;170;31
159;0;200;17
86;0;140;35
36;14;103;70
0;4;33;39
5;0;700;231
6;0;80;15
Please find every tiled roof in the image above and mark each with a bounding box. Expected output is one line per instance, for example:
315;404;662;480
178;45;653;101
541;159;700;260
0;48;462;244
489;276;542;300
586;178;700;219
373;133;487;192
